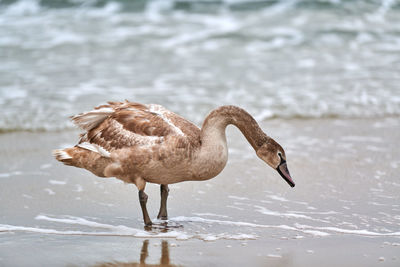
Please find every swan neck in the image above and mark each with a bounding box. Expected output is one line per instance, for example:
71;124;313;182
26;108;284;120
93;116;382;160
201;105;268;151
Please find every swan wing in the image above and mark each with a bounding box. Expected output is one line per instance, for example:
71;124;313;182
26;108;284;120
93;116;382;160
71;101;197;154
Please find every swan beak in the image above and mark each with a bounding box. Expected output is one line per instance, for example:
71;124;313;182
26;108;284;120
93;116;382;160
277;162;295;188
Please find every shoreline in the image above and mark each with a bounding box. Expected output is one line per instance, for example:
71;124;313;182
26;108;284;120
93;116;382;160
0;117;399;266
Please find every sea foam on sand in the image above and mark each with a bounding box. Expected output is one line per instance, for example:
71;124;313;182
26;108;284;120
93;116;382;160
0;215;259;241
2;213;398;241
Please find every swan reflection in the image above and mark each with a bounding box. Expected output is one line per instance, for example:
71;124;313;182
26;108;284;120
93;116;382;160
94;240;178;267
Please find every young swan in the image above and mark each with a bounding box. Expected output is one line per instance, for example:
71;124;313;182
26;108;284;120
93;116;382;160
53;101;295;226
257;141;295;188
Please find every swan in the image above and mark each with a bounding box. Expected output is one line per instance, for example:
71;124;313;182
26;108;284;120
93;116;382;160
53;101;295;226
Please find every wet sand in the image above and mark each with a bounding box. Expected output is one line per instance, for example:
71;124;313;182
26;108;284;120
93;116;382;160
0;118;399;266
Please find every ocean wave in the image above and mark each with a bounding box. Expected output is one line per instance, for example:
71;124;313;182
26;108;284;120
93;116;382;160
0;0;399;132
0;0;398;14
0;90;400;133
2;0;41;16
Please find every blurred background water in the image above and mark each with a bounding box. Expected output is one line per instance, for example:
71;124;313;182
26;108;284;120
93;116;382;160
0;0;399;131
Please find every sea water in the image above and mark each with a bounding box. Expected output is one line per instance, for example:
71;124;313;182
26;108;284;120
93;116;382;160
0;0;400;131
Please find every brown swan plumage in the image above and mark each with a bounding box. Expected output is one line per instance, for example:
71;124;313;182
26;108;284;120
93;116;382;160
53;101;295;226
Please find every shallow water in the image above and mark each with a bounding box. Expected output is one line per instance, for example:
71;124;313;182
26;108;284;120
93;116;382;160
0;118;399;266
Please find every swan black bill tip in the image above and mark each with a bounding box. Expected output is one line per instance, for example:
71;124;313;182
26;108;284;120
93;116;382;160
277;162;295;188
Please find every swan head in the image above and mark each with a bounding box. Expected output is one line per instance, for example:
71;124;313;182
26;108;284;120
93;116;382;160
256;139;295;188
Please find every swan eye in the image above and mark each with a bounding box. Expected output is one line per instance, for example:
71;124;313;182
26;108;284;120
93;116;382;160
277;152;285;162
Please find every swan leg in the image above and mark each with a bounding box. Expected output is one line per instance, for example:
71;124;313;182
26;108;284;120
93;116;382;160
139;190;152;226
157;184;169;220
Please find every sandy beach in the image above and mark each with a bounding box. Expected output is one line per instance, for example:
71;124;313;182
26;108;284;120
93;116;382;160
0;117;399;266
1;0;400;266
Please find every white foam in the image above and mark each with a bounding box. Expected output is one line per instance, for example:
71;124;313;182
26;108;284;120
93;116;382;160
268;195;289;202
160;15;240;48
192;213;230;218
228;195;250;201
341;135;383;143
0;223;192;239
0;215;257;241
295;223;400;237
45;31;86;49
0;171;22;178
0;224;102;236
254;109;274;121
254;206;330;223
370;0;396;21
4;0;40;16
286;210;338;215
5;213;394;239
170;216;400;237
44;188;55;195
40;164;52;170
36;215;113;229
49;180;67;185
87;2;121;18
198;233;257;241
297;58;316;69
301;230;330;237
169;216;329;237
74;184;84;192
35;215;190;239
366;145;386;152
227;205;244;211
144;0;173;21
255;206;312;219
267;254;282;258
0;87;27;99
266;195;309;206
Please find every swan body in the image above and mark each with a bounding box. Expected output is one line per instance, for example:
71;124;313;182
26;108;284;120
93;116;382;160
53;101;294;226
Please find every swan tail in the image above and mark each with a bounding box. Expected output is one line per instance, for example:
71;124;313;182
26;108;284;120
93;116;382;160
52;147;113;177
53;148;74;165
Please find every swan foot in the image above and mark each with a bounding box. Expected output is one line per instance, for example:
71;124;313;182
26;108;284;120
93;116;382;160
144;221;183;231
